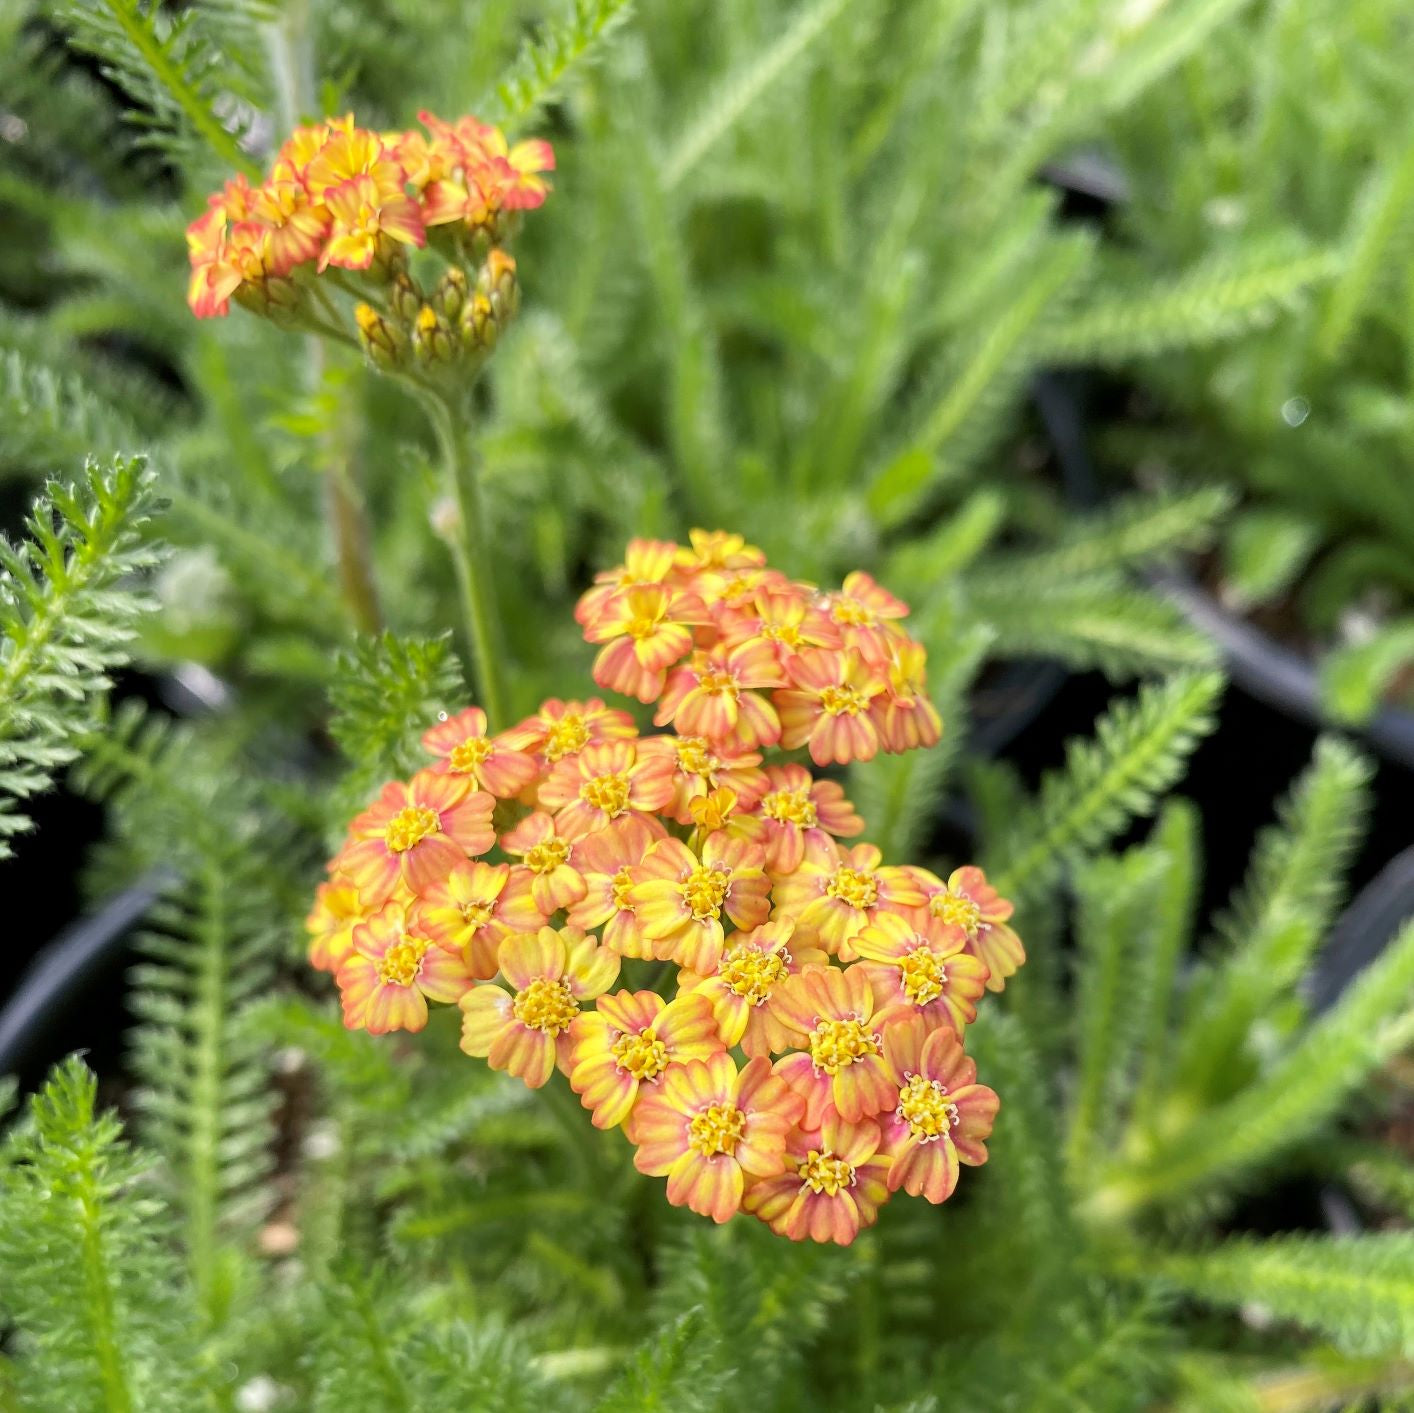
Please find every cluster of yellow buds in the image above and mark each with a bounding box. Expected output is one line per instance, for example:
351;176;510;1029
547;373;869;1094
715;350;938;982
308;533;1024;1245
185;112;550;374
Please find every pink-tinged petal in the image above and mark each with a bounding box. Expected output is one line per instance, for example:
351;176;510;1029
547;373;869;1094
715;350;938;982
490;1024;557;1088
665;1150;743;1223
459;985;513;1055
772;1053;833;1130
341;839;401;907
402;834;467;893
417;946;474;1003
882;1013;930;1083
565;933;621;999
597;989;664;1034
499;928;566;989
830;1056;896;1124
364;983;428;1035
653;990;720;1052
889;1137;959;1203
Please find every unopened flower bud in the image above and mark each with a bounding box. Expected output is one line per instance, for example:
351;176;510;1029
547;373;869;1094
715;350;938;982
355;302;408;369
476;249;520;321
460;292;497;352
435;266;469;323
412;303;456;365
368;236;410;285
389;272;423;325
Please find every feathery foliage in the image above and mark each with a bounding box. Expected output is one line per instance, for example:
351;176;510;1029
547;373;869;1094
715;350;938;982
0;455;159;855
987;670;1223;903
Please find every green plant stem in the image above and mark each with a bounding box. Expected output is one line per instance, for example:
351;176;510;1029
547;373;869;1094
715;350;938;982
306;336;382;635
424;394;508;729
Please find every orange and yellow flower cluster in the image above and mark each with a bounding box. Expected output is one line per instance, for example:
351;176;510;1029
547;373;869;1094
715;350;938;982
186;111;551;371
308;532;1023;1244
578;530;943;767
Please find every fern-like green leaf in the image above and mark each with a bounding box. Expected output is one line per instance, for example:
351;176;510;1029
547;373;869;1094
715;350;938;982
328;631;464;786
987;671;1223;905
0;1057;205;1412
661;0;854;191
1096;919;1414;1217
1040;244;1342;364
0;455;160;857
965;577;1218;678
1171;736;1373;1105
53;0;261;177
1151;1234;1414;1359
481;0;635;130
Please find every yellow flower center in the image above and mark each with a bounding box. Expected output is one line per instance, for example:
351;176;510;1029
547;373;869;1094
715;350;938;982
525;836;571;875
697;669;739;701
511;976;578;1035
762;622;802;647
580;772;631;818
718;945;789;1006
376;936;430;987
544;715;590;761
799;1149;856;1196
897;1073;959;1142
760;788;818;828
610;867;635;911
675;737;715;777
819;684;867;717
628;612;664;641
899;946;946;1006
681;863;731;921
610;1026;669;1081
826;866;879;911
809;1017;880;1074
931;889;981;937
385;805;439;853
449;736;494;772
458;898;496;929
831;599;873;628
687;1101;746;1158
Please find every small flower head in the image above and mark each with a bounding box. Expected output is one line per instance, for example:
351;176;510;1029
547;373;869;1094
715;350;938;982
753;763;864;875
458;927;620;1088
873;640;943;754
677;919;828;1057
502;697;638;770
775;649;885;767
852;913;990;1034
499;812;588;914
769;965;896;1126
584;585;707;704
642;734;766;826
537;739;676;839
633;1053;803;1224
630;834;771;974
742;1112;891;1245
306;879;367;973
409;860;541;978
826;571;910;665
565;816;662;958
913;865;1025;993
337;903;474;1034
772;841;925;961
421;707;540;798
879;1018;998;1203
654;643;784;751
339;770;495;907
568;990;723;1130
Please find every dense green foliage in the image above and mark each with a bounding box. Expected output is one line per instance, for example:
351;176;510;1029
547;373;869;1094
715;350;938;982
1;0;1411;1409
1096;0;1414;720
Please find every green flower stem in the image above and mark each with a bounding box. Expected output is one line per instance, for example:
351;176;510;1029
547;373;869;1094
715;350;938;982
424;394;509;730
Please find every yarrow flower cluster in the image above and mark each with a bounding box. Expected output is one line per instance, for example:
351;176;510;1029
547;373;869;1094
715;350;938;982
186;111;552;374
309;533;1024;1245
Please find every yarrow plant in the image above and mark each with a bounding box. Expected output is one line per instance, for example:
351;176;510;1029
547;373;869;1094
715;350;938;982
309;534;1022;1245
